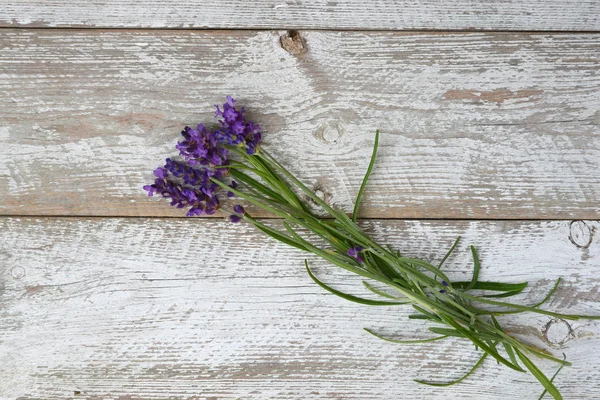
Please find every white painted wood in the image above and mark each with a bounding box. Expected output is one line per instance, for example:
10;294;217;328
1;1;599;30
0;218;599;399
1;30;599;219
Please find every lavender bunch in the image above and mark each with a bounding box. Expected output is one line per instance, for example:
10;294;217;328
145;97;598;400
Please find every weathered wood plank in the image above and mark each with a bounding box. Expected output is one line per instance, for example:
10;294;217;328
1;30;599;219
1;217;599;399
1;1;600;31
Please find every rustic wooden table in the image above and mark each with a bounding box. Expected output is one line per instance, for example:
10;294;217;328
1;2;599;399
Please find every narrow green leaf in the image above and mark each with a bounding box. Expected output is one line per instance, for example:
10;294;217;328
210;177;294;221
516;348;563;400
428;327;499;342
439;236;461;268
305;260;408;306
458;290;600;320
398;257;452;282
415;351;488;387
352;130;379;222
362;281;405;300
485;278;562;314
482;290;528;299
260;150;345;221
411;305;442;321
231;146;305;211
452;280;529;298
538;354;567;400
408;314;433;320
503;343;519;368
463;245;480;291
453;280;528;293
491;315;520;369
229;169;287;204
365;252;407;284
533;278;562;308
252;154;305;210
364;328;448;344
244;216;307;252
440;315;525;372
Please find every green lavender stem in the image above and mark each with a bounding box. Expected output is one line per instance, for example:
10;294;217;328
212;133;598;400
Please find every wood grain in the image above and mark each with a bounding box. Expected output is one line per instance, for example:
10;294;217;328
1;217;599;399
1;1;600;31
1;30;599;219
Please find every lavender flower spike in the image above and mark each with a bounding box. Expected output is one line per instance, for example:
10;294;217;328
347;246;364;263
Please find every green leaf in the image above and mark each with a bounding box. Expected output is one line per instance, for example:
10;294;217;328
244;216;307;252
362;281;405;300
411;305;442;322
440;315;525;372
229;169;287;204
251;154;305;210
516;348;563;400
352;130;379;223
305;260;408;306
538;354;567;400
463;245;480;291
491;316;520;369
532;278;562;308
453;281;528;292
452;280;529;298
415;351;488;387
365;252;407;283
210;177;294;221
439;236;461;268
408;314;432;320
364;328;448;344
458;289;600;320
428;327;499;342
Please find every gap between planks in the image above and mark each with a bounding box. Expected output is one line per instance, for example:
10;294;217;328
1;0;600;31
0;214;594;222
2;26;600;34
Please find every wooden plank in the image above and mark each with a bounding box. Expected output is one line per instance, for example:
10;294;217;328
1;30;599;219
1;217;599;399
1;1;600;31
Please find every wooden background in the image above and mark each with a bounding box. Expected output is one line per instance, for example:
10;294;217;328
1;2;599;399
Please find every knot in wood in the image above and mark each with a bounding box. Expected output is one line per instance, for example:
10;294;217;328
543;318;574;347
11;266;26;279
304;184;332;208
569;220;592;248
280;30;307;56
314;121;344;144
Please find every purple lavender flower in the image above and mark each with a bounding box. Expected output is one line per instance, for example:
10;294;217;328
229;214;242;223
233;205;245;214
348;246;364;263
164;158;210;186
144;159;223;217
144;177;196;208
176;124;229;168
144;97;257;217
440;280;449;294
153;167;168;179
227;180;238;198
215;96;262;155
